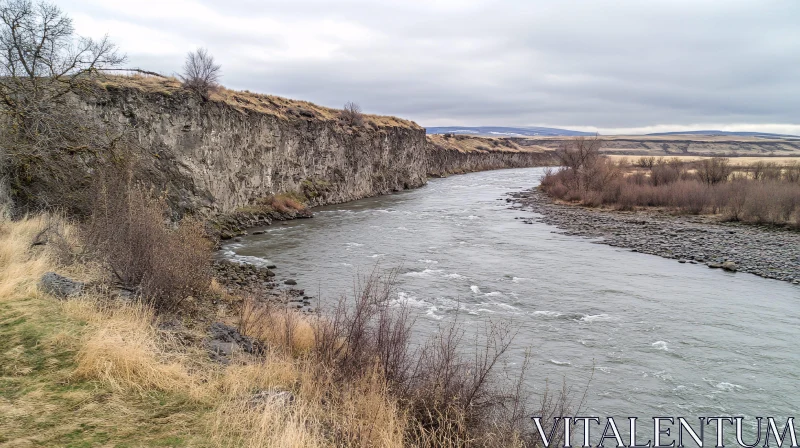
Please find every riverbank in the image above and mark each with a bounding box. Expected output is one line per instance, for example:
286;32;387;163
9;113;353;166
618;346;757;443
509;188;800;284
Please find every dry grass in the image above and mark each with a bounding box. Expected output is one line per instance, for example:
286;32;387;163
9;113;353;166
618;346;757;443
0;215;210;446
97;74;420;129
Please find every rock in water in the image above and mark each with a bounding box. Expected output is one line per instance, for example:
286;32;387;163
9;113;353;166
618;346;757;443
39;272;84;299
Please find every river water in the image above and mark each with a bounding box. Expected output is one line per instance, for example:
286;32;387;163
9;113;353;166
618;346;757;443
223;168;799;420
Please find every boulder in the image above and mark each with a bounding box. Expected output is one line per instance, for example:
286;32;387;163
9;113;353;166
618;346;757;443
721;261;738;272
207;322;261;363
39;272;84;299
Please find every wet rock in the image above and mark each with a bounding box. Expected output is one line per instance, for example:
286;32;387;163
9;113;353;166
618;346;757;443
284;279;297;285
39;272;84;299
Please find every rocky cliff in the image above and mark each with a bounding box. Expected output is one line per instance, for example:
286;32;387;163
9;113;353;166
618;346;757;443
85;76;428;213
71;76;554;216
426;134;556;176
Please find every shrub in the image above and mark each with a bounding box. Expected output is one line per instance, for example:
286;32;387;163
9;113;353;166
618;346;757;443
84;168;211;311
650;162;682;186
239;269;566;446
540;151;800;228
696;157;731;184
340;101;364;126
784;162;800;183
179;48;221;97
669;181;710;214
636;156;657;169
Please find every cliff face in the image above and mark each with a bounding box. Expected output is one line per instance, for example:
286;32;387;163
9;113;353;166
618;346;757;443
71;77;555;216
86;77;427;213
426;134;556;176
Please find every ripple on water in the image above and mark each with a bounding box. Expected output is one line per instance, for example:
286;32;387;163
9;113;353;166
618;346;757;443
549;359;572;366
652;341;670;351
403;269;443;278
578;313;615;323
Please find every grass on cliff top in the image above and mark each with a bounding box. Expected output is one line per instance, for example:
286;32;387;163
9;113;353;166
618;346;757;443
97;74;421;130
426;133;548;154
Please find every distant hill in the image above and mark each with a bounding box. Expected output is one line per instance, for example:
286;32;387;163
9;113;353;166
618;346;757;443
647;130;800;139
425;126;595;137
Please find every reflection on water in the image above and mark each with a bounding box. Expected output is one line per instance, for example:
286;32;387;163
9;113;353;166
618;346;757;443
224;168;800;418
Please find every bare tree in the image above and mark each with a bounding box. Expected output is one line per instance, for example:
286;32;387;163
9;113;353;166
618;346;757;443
340;101;364;126
554;135;602;192
0;0;125;144
0;0;126;213
636;156;656;170
696;157;732;185
178;48;221;96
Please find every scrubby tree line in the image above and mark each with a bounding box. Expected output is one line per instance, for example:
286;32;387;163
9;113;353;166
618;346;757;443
542;137;800;227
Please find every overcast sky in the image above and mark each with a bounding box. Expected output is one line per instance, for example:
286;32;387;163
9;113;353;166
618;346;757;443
62;0;800;135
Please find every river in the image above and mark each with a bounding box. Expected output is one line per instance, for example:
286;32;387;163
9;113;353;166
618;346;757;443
222;167;799;420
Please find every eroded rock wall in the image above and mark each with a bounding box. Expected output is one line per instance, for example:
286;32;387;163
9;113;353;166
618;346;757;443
85;82;427;213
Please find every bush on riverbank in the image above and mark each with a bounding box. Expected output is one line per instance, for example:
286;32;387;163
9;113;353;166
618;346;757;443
84;170;212;311
542;138;800;227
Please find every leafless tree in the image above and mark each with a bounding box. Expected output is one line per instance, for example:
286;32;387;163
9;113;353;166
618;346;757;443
340;101;364;126
636;156;656;169
0;0;125;144
554;135;602;192
178;48;221;96
0;0;126;212
696;157;732;185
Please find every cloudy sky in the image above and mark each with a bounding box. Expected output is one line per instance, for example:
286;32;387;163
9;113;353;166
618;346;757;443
62;0;799;135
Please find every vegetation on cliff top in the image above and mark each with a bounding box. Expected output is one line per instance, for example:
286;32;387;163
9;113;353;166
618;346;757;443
97;74;422;130
427;133;549;154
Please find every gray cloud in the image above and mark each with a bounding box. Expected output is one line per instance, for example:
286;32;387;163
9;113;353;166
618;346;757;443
62;0;800;133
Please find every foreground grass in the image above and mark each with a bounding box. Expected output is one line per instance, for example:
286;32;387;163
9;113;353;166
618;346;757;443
0;216;212;447
0;216;410;447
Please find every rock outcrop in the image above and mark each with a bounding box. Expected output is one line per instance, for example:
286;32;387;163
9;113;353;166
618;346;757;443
84;77;428;214
65;77;555;216
426;134;556;176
